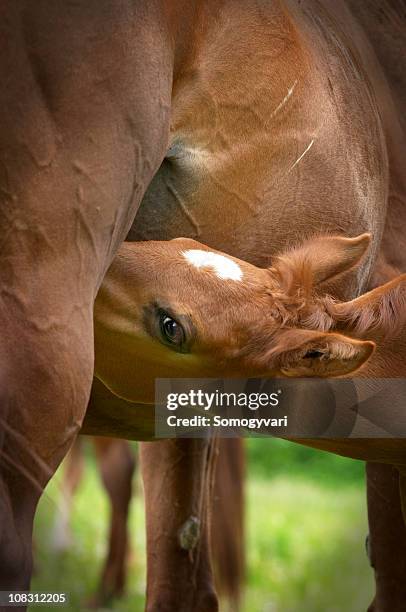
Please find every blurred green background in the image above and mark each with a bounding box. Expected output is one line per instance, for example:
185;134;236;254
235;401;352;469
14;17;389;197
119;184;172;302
32;439;374;611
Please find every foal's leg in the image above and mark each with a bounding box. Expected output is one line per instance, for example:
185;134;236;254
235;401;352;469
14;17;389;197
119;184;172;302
90;437;136;606
140;439;219;612
366;462;406;612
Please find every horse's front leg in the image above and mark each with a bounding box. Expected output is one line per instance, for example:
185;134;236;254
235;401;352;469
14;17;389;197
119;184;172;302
140;438;219;612
366;462;406;612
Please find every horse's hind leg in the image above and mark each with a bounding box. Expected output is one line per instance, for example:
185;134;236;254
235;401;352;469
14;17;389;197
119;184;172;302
0;3;172;603
90;438;135;607
0;313;95;602
366;462;406;612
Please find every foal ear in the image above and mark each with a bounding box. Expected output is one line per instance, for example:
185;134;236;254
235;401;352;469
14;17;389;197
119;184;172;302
271;233;371;292
274;329;374;377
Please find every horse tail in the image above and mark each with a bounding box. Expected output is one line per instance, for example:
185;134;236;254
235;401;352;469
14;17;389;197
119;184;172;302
211;438;245;610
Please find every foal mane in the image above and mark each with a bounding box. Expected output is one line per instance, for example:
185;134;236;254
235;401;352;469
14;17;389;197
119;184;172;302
327;281;406;338
270;271;406;339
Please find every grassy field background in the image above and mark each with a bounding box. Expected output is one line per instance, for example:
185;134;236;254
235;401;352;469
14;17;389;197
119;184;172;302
32;439;374;611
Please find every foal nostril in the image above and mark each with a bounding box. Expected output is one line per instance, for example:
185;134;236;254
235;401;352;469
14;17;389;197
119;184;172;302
304;349;326;359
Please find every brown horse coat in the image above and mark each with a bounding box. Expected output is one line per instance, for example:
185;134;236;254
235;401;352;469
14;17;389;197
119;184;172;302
2;1;405;611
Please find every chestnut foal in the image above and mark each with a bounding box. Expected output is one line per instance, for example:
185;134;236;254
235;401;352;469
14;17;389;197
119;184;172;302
82;232;406;611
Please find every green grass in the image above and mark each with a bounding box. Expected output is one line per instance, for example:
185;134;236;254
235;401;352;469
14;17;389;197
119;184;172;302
31;440;374;611
247;438;365;485
244;478;373;612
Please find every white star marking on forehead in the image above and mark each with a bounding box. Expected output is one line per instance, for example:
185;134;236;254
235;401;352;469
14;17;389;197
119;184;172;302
182;249;243;281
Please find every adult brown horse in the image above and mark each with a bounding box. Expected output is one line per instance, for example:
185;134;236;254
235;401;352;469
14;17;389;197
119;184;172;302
1;1;405;612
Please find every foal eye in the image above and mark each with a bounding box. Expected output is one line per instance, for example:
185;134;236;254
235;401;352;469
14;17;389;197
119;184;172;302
158;311;186;348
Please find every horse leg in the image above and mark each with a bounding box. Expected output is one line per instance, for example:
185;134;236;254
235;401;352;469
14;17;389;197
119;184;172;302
89;438;135;607
140;439;219;612
52;439;85;552
366;462;406;612
0;4;173;600
0;309;95;604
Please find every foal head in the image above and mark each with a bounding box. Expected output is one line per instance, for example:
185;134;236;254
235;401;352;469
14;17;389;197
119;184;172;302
94;234;406;402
